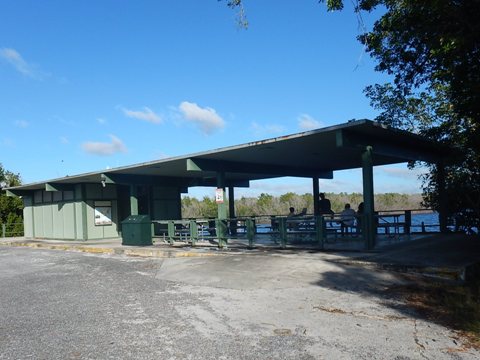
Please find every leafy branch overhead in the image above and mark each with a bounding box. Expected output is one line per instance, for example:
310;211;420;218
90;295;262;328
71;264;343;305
223;0;480;224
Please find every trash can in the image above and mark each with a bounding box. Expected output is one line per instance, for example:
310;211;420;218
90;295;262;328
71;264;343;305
121;215;152;246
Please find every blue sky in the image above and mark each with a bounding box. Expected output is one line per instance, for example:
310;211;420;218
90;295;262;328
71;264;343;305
0;0;426;197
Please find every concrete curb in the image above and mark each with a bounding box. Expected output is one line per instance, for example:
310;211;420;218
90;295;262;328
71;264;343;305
0;241;225;258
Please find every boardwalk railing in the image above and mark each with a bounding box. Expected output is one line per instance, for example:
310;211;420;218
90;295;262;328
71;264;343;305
152;215;366;249
150;210;441;249
1;222;24;238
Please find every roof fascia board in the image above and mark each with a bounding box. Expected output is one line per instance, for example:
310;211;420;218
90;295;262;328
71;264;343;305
102;173;251;188
45;183;75;192
186;158;333;179
5;189;31;197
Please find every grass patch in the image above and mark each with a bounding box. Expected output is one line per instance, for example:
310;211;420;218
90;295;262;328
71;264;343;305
387;274;480;349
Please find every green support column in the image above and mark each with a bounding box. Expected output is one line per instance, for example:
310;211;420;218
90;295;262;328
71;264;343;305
313;177;320;216
246;218;255;248
80;184;88;241
228;186;237;235
362;146;376;250
130;184;138;216
437;162;448;233
228;186;235;218
216;172;227;247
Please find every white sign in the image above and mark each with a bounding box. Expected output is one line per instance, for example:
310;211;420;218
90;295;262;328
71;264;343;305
215;188;224;203
94;201;112;226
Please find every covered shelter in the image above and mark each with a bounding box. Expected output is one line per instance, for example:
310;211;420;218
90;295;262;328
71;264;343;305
6;120;447;249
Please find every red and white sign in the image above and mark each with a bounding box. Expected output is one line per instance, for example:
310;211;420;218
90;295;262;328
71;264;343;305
215;188;224;203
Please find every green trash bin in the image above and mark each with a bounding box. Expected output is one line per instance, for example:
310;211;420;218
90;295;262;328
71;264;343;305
121;215;152;246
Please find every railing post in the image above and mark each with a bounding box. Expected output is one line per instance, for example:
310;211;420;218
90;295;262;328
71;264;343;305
246;218;255;248
167;220;175;245
315;216;324;250
278;217;287;249
2;224;5;238
190;220;198;247
404;210;411;235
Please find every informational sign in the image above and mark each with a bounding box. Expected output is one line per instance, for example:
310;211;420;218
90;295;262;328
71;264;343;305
215;188;224;203
94;200;112;226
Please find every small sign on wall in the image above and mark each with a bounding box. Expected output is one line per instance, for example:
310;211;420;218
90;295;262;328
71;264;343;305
94;200;112;226
215;188;224;204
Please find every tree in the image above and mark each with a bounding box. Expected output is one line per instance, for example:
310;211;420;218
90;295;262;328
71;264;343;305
224;1;480;227
0;164;23;236
353;0;480;226
365;83;480;223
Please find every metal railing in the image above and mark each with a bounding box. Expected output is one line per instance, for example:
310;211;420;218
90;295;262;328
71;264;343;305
149;209;443;249
1;222;24;238
151;214;367;249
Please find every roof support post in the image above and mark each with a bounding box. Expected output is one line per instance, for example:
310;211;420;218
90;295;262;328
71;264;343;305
228;186;237;235
216;171;227;248
312;177;320;216
228;186;235;218
437;162;448;233
130;184;138;216
362;146;376;250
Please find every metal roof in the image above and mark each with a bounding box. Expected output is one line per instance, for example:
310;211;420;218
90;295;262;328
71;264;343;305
7;119;445;192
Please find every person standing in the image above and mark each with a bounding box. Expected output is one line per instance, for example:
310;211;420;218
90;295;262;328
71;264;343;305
356;202;364;234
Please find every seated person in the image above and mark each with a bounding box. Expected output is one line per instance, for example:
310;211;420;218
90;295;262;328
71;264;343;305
339;203;356;235
287;207;296;217
287;207;296;230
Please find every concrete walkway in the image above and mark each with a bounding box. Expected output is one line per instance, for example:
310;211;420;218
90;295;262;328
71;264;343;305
1;233;479;281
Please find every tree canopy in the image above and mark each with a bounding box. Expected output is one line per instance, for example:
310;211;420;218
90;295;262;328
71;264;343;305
224;0;480;226
0;163;23;236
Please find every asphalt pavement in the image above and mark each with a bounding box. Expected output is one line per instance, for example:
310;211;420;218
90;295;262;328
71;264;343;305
0;246;479;359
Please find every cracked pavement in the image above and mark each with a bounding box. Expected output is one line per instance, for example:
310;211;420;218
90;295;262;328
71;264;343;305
0;247;477;359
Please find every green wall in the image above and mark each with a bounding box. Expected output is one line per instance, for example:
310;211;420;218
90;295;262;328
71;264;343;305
23;183;182;240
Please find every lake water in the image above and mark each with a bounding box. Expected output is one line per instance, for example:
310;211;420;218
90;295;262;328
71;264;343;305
254;212;442;234
398;212;439;232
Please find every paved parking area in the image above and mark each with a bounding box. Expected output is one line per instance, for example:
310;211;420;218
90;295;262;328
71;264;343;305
0;247;478;359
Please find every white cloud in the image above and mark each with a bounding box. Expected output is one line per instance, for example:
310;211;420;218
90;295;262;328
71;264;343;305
178;101;225;135
60;136;69;144
250;122;286;136
14;120;29;128
298;114;322;131
121;106;162;124
0;48;47;79
97;118;107;125
81;134;127;156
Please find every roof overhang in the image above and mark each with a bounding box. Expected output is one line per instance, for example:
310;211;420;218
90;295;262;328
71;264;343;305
6;120;447;193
